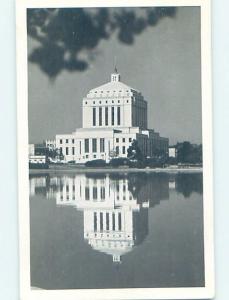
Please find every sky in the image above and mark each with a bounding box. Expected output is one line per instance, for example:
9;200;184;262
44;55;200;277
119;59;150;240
28;7;202;145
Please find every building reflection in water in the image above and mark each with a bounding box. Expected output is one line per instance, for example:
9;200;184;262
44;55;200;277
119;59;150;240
29;172;202;263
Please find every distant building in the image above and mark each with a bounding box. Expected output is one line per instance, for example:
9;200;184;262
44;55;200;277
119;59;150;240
169;146;177;158
50;69;168;163
45;139;56;150
28;143;47;165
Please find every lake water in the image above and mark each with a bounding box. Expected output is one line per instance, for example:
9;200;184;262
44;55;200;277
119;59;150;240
29;171;204;289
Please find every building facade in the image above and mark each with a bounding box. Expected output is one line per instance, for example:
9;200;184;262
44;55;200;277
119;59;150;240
53;70;168;163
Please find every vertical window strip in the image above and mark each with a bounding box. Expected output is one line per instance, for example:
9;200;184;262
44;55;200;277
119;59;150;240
93;107;96;126
99;107;102;126
117;106;121;125
111;106;114;125
105;107;108;126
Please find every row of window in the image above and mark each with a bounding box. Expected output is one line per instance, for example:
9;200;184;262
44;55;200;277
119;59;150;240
59;137;132;146
116;137;132;143
93;106;121;126
59;138;74;144
60;145;128;156
61;184;131;195
94;212;122;232
116;146;126;155
86;99;128;105
85;138;105;153
59;194;132;202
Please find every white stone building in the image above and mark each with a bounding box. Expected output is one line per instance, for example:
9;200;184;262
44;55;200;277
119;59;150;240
54;70;168;163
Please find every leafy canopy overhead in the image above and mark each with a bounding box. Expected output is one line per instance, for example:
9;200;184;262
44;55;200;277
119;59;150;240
27;7;176;78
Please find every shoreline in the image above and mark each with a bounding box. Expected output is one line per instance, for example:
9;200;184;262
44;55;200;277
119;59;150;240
29;166;203;175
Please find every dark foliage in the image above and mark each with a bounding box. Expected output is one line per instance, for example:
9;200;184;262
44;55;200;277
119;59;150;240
176;142;202;164
27;7;176;77
175;173;203;198
85;159;106;167
109;157;130;167
127;139;144;161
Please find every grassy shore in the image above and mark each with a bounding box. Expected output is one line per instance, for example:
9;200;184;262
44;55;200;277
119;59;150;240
29;165;202;174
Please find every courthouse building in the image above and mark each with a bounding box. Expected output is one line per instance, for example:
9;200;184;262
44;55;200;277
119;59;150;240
53;70;168;163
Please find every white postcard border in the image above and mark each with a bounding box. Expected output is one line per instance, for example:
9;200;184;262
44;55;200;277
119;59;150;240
16;0;214;299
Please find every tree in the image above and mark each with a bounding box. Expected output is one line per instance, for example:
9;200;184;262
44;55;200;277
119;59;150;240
176;142;202;164
127;139;144;161
27;7;176;78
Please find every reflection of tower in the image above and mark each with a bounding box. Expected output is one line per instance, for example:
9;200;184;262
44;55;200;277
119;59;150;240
56;174;149;263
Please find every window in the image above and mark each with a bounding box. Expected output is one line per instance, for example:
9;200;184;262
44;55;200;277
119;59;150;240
106;213;109;230
60;139;62;144
99;107;102;126
92;138;97;152
72;147;75;155
66;185;69;192
94;212;97;231
79;141;81;154
122;138;125;143
112;213;115;231
85;139;89;153
122;146;125;154
117;106;121;125
111;106;114;125
85;187;90;200
72;139;74;143
100;138;105;152
66;147;69;155
93;107;96;126
93;187;97;200
93;154;96;158
99;213;104;232
116;146;119;155
59;147;62;154
101;187;105;199
105;107;108;125
66;139;68;143
129;138;132;143
118;213;122;231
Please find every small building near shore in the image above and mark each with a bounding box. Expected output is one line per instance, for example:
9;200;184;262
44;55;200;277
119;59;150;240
49;69;168;163
169;146;177;158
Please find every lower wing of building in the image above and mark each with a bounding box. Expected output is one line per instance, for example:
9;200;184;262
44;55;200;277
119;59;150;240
55;126;168;163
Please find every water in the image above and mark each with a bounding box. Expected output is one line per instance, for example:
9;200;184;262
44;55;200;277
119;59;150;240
29;172;204;289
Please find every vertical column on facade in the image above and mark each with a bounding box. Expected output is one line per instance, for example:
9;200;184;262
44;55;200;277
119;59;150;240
97;178;101;201
89;179;93;202
97;211;100;232
103;212;106;231
115;212;119;231
109;212;113;233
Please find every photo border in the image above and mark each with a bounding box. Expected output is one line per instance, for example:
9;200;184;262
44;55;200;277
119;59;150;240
16;0;214;299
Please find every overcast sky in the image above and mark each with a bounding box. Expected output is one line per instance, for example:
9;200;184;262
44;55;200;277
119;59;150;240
28;6;201;145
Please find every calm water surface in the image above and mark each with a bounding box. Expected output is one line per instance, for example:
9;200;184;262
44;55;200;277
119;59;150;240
29;172;204;289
